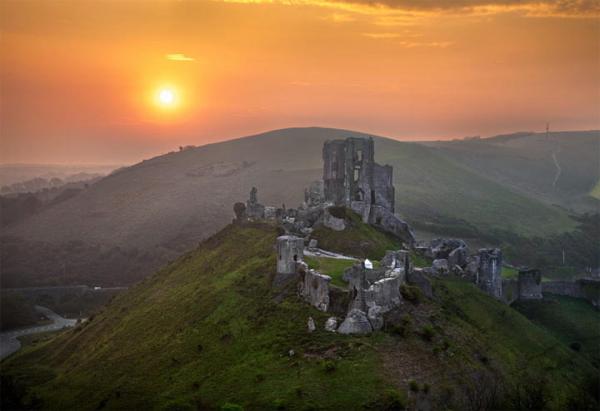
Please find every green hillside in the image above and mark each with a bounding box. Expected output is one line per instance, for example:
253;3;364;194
513;295;600;368
375;139;576;238
2;223;597;410
424;131;600;214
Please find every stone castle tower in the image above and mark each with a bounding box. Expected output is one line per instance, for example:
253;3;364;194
322;137;394;222
477;248;503;299
276;235;304;275
322;137;414;245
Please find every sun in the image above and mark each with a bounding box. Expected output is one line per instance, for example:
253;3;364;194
154;87;179;109
159;89;175;105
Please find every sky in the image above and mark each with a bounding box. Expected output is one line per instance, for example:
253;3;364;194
0;0;598;165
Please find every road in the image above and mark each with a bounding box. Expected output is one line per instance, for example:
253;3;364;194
0;305;78;360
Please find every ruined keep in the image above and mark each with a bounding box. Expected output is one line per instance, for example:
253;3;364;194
518;268;543;300
477;248;503;299
322;137;414;244
276;235;304;275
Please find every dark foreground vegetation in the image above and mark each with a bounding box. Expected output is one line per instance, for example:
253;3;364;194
1;223;597;410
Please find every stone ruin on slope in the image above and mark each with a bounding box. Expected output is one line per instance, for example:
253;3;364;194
230;135;563;333
323;137;415;245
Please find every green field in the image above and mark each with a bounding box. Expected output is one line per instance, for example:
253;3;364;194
304;256;356;287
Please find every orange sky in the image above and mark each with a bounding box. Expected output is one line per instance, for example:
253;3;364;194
0;0;598;164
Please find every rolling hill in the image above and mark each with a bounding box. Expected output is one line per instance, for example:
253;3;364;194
2;127;594;287
1;223;597;410
425;130;600;213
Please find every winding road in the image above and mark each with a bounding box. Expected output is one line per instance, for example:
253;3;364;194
0;306;78;360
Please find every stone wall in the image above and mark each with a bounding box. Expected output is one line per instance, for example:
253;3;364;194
542;279;600;307
518;269;542;300
298;264;331;312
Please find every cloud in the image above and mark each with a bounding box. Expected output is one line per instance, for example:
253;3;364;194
166;53;195;62
362;32;402;38
217;0;600;17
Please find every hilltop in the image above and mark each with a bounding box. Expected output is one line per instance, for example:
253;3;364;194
2;222;597;410
3;127;596;287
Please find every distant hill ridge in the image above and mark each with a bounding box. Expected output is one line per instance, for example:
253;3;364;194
1;127;597;287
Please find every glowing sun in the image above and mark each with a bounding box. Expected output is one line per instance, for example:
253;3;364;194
154;87;179;109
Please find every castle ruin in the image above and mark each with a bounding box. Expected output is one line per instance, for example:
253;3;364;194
517;268;543;300
477;248;503;299
323;137;414;245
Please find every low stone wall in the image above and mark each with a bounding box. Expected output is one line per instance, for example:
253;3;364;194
542;279;600;307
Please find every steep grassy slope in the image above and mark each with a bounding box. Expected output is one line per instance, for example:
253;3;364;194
513;295;600;368
311;208;402;260
2;127;579;286
2;224;597;410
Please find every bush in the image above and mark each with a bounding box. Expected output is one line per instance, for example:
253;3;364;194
408;379;419;392
321;360;336;373
421;325;435;342
220;403;244;411
400;284;422;304
272;399;286;409
422;383;430;394
569;341;582;352
327;206;347;219
376;388;407;410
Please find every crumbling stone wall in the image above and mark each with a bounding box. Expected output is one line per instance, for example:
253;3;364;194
542;279;600;307
477;248;503;299
277;235;304;275
518;268;542;300
298;264;331;312
322;136;414;244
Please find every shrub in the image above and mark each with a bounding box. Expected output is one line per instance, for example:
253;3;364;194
422;383;430;394
327;206;347;219
408;379;419;392
376;388;407;410
272;399;286;409
569;341;582;352
220;403;244;411
400;284;422;304
321;360;336;373
421;325;435;342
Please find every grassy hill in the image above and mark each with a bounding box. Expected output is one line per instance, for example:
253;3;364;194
2;223;597;410
425;130;600;214
1;127;584;287
513;294;600;368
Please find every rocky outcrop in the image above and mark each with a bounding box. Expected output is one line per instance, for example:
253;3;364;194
324;317;338;332
337;309;373;334
369;206;415;245
432;259;449;274
323;208;346;231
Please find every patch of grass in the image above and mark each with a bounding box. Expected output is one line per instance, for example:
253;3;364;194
501;266;518;279
304;256;355;287
312;208;402;259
